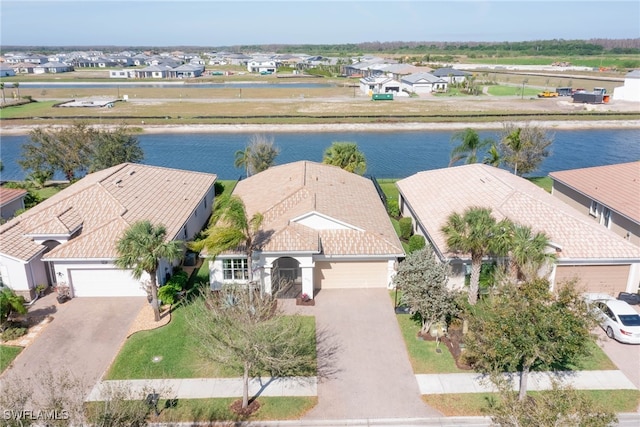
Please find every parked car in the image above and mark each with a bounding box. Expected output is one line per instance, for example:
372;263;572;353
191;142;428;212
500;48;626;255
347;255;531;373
617;292;640;306
592;299;640;344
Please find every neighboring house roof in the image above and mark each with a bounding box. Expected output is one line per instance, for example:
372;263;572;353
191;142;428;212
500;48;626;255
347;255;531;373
0;188;27;207
625;70;640;79
0;164;217;262
397;164;640;261
402;72;446;84
549;161;640;223
432;67;470;77
233;161;403;256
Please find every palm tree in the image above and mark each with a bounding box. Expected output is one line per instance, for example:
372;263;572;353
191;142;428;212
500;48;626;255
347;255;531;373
189;194;264;295
441;207;510;305
322;141;367;175
234;145;252;177
449;128;492;167
509;225;556;282
115;220;183;322
246;134;279;175
483;144;502;167
0;82;5;105
503;127;524;176
13;82;19;99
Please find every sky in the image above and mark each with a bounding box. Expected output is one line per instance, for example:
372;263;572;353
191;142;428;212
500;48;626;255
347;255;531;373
1;0;639;47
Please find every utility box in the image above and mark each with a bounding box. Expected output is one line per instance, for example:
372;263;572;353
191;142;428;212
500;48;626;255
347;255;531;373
372;93;394;101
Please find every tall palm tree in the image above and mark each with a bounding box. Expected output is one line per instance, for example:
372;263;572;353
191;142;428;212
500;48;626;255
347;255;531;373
483;144;502;167
509;225;556;282
449;128;492;167
0;82;5;105
322;141;367;175
234;145;252;177
503;127;524;176
441;207;510;305
115;220;183;322
189;194;264;294
246;134;279;175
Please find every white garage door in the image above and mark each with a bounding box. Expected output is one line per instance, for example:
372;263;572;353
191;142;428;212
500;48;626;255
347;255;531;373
314;261;388;289
69;269;146;297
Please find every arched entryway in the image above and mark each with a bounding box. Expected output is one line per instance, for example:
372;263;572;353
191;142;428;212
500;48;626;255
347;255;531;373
271;257;302;298
42;240;61;289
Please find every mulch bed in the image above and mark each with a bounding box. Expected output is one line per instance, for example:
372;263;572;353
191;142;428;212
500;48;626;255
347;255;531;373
229;398;260;416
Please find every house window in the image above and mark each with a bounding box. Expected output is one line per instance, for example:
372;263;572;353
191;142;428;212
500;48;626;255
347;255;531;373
589;201;599;217
223;258;248;281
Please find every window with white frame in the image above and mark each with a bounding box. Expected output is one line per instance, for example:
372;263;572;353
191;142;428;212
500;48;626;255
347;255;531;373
222;258;248;281
589;201;599;217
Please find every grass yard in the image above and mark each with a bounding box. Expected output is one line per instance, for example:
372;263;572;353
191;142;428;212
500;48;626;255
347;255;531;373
423;389;640;416
486;85;541;97
527;176;552;193
105;291;316;380
396;313;462;374
377;178;399;203
0;345;23;373
145;396;317;423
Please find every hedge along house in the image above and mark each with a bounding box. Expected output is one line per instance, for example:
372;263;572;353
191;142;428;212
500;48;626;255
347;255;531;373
0;164;216;300
396;164;640;296
208;161;404;299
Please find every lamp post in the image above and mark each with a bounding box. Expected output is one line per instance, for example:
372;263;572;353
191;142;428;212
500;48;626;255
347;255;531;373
521;79;528;100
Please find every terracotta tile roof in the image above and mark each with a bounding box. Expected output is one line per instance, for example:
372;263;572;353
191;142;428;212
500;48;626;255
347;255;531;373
0;164;217;261
0;188;27;206
233;161;403;256
397;164;640;261
549;161;640;223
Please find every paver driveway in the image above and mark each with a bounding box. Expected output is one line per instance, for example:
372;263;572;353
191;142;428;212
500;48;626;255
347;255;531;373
2;295;145;398
300;289;441;420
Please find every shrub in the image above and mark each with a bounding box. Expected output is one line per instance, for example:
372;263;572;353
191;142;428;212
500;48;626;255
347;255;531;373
167;270;188;288
158;283;181;305
387;199;400;218
399;217;413;240
408;235;426;253
2;327;27;341
214;181;225;196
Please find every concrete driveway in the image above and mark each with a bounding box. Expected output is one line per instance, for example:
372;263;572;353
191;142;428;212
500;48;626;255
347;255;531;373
2;293;144;397
298;289;441;420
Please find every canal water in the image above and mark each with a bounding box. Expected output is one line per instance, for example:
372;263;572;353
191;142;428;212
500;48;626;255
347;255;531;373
1;128;638;181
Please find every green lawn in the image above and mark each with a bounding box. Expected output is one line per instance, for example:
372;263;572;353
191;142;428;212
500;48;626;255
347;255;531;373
527;176;552;193
106;294;316;379
0;345;23;373
423;390;640;416
377;178;399;202
486;85;541;97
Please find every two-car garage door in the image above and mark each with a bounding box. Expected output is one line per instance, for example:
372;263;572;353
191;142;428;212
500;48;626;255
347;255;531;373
314;261;389;289
554;264;630;295
69;269;147;297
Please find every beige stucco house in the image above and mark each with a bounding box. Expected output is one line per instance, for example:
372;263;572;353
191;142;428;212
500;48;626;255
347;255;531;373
0;163;216;300
209;161;404;299
550;161;640;247
397;164;640;296
0;187;27;220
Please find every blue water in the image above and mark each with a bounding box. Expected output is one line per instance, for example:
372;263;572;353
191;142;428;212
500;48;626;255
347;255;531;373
1;129;638;181
16;82;333;89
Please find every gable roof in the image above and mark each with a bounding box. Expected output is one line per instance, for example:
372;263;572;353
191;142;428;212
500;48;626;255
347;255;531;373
432;67;470;77
397;164;639;261
402;72;446;84
0;188;27;206
233;161;403;256
549;161;640;223
0;164;217;261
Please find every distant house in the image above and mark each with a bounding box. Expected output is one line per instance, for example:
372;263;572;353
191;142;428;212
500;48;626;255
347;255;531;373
397;164;640;296
135;64;173;79
432;67;470;84
33;62;74;74
0;188;27;220
550;161;640;247
169;64;204;78
0;64;16;77
109;69;137;79
209;161;404;299
613;70;640;102
359;76;402;95
247;58;278;73
0;164;217;301
401;72;448;94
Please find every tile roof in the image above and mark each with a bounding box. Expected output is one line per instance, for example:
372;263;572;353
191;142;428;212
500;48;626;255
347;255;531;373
549;161;640;223
397;164;640;261
233;161;403;256
0;164;216;261
0;188;27;206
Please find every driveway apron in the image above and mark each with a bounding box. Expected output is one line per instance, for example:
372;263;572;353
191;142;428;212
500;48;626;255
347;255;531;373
302;289;441;419
2;296;145;398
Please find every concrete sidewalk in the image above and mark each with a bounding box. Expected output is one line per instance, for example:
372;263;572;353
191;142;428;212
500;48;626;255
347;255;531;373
416;370;638;394
86;376;317;401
